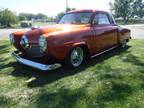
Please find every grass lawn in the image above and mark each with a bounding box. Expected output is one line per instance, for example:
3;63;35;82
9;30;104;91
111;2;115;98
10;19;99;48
32;22;55;26
0;39;144;108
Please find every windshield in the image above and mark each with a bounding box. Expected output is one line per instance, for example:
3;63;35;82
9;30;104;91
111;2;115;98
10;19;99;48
59;12;93;24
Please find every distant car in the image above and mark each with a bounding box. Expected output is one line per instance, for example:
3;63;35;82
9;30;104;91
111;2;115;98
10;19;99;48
9;9;131;71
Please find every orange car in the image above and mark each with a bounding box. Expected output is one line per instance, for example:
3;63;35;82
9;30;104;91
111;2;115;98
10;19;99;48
9;9;131;71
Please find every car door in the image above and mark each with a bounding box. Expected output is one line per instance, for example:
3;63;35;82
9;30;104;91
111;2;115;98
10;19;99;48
92;12;118;53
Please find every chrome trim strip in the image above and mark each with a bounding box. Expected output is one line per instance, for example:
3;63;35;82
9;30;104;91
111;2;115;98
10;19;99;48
12;52;61;71
91;46;117;58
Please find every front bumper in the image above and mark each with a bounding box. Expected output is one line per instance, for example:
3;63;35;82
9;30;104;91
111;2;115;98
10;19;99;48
11;51;61;71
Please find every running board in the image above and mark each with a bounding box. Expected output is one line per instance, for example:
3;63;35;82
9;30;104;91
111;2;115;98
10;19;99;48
91;46;117;58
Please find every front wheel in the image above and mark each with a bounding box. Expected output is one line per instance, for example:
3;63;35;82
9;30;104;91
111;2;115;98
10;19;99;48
64;47;84;68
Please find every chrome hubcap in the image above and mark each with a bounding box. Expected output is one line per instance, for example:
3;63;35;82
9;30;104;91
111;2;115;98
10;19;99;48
70;47;84;67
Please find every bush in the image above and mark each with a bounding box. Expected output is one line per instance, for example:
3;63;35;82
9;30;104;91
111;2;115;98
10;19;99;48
0;8;18;28
20;21;32;28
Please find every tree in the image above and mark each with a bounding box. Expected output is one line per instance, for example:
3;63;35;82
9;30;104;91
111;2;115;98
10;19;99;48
132;0;144;18
35;13;48;20
55;12;65;22
66;7;76;12
18;13;35;21
110;0;134;23
0;8;18;27
19;13;28;21
56;7;76;22
18;13;48;21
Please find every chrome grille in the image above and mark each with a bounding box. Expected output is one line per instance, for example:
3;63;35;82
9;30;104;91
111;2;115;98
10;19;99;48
28;45;44;57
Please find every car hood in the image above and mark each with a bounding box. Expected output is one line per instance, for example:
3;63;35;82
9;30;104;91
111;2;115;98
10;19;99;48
25;24;89;44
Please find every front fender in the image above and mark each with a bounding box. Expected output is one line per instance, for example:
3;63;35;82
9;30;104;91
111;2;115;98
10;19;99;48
45;29;90;61
72;41;87;47
12;31;26;51
47;37;88;61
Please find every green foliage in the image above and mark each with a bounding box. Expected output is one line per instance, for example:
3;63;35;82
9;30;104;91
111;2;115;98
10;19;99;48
66;7;76;12
18;13;35;21
18;13;48;21
110;0;144;24
35;13;48;20
0;8;18;27
110;0;134;23
0;39;144;108
19;13;28;21
132;0;144;18
56;12;65;22
20;21;32;28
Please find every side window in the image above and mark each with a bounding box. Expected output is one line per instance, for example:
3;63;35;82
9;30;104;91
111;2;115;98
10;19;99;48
93;14;98;24
93;13;110;25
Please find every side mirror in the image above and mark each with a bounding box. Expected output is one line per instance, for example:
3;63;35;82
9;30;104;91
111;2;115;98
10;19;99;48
90;19;98;26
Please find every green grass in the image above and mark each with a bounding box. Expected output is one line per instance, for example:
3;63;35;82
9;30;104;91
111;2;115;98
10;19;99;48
0;39;144;108
0;22;55;29
32;22;56;26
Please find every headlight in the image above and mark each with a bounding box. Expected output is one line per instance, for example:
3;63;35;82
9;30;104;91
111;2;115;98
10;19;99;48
9;34;14;45
39;35;47;52
20;35;29;48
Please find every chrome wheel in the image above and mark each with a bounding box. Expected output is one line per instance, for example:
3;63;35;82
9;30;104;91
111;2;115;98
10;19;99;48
70;47;84;67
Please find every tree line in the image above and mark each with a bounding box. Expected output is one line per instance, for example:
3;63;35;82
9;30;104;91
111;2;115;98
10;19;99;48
19;13;48;21
0;0;143;27
0;7;75;27
0;8;54;27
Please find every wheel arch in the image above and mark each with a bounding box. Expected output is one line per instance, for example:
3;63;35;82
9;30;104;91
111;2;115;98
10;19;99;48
63;42;90;68
71;42;90;59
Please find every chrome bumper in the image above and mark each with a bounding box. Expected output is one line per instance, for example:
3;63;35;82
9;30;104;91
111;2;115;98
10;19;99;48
11;52;61;71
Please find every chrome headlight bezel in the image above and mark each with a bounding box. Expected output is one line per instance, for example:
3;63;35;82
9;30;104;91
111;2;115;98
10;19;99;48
39;35;47;52
20;35;29;48
9;34;14;45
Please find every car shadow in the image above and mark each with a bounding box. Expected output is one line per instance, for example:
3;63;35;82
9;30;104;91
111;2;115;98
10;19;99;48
35;80;133;108
10;46;131;88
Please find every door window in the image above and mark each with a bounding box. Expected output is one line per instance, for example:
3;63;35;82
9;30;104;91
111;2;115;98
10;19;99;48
93;13;110;25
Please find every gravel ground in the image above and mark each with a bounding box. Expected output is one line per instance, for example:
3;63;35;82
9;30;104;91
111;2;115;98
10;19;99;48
0;24;144;40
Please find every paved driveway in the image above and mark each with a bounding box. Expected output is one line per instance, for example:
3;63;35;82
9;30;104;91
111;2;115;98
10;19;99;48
0;28;29;40
121;24;144;39
0;24;144;40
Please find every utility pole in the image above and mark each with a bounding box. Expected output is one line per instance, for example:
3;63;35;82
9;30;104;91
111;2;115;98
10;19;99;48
66;0;68;11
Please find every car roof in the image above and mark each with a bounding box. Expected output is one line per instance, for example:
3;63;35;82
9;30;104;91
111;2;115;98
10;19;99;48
66;9;108;14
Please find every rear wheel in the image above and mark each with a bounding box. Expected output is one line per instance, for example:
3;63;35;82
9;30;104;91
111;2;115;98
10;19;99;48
64;46;84;68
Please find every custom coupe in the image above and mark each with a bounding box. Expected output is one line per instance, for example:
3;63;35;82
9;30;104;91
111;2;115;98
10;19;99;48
9;9;131;71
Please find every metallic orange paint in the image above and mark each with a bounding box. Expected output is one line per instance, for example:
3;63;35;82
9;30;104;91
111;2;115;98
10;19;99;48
11;10;131;63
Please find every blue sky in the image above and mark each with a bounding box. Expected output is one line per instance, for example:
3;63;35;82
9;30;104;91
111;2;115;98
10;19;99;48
0;0;112;16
